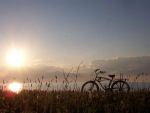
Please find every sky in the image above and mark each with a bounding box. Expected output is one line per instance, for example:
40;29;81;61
0;0;150;68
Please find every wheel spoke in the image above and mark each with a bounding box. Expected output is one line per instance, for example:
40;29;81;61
111;81;130;92
115;83;119;88
81;81;99;92
119;82;121;88
121;83;124;89
89;84;94;90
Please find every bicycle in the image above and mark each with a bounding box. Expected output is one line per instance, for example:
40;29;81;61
81;69;130;92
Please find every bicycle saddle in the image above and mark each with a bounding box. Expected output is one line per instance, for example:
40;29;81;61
108;74;115;78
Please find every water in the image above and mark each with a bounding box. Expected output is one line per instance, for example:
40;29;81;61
1;82;150;91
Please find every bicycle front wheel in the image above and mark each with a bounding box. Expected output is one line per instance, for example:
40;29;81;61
111;80;130;92
81;81;99;92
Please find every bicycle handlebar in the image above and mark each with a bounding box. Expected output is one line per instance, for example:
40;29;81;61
94;69;100;73
94;69;106;75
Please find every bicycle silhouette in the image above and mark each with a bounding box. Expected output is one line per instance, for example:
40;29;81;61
81;69;130;92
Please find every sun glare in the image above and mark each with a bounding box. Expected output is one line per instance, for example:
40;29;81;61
6;48;25;68
8;82;23;93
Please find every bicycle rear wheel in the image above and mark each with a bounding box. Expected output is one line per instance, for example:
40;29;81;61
81;81;99;92
111;80;130;92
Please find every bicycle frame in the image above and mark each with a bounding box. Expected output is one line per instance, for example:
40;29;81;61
94;76;114;90
93;69;115;90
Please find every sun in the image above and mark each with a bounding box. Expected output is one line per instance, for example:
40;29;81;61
6;48;25;68
8;82;23;93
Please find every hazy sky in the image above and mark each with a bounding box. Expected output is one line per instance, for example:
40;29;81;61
0;0;150;67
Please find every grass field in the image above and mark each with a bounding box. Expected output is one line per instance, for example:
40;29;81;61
0;89;150;113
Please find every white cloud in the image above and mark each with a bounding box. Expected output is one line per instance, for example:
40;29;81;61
91;56;150;74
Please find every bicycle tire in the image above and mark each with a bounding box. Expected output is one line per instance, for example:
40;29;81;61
111;80;130;92
81;81;99;92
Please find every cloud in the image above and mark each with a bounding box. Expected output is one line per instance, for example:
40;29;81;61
1;56;150;82
91;56;150;74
